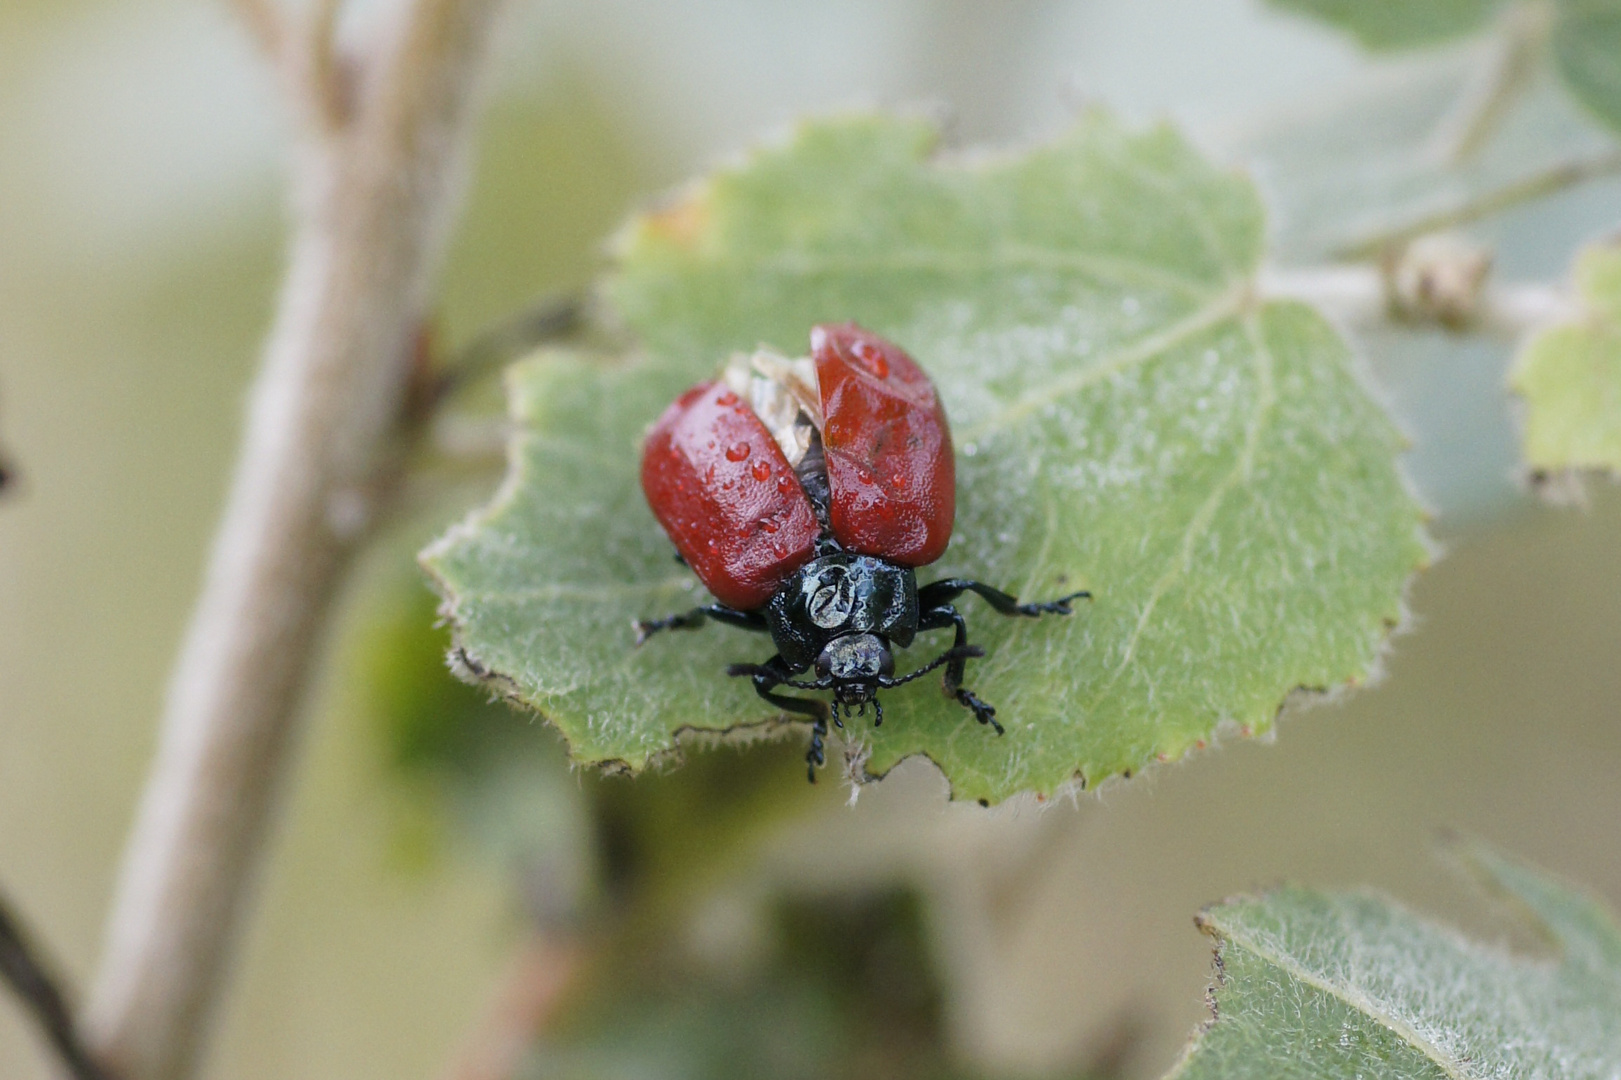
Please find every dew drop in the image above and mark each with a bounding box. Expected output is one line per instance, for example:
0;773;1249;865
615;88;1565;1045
716;390;738;406
751;459;772;482
962;442;979;457
725;442;751;462
776;475;796;494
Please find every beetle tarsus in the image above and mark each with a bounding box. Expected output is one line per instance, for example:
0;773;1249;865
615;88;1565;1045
806;716;828;782
1014;590;1092;617
955;687;1003;735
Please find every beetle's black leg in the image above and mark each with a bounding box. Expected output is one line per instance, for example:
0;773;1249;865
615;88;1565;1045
917;578;1090;619
918;603;1004;735
728;654;832;782
872;696;883;728
807;716;828;782
633;604;767;645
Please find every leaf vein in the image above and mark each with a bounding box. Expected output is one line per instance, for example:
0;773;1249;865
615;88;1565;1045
1085;309;1277;713
963;287;1245;441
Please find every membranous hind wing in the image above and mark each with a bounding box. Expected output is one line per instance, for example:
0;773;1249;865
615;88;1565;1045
640;381;820;609
812;323;955;566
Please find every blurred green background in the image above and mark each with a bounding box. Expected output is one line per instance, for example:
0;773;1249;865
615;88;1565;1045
4;1;1621;1077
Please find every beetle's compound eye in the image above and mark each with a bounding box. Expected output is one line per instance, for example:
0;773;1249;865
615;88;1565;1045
817;633;892;685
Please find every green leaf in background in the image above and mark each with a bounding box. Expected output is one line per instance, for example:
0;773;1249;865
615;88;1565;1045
1265;0;1508;49
1511;243;1621;479
1552;0;1621;134
1169;844;1621;1079
423;113;1428;803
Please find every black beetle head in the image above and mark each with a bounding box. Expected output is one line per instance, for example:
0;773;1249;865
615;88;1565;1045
816;632;894;705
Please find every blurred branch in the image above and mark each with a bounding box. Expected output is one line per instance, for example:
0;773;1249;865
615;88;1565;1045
1262;264;1571;338
225;0;286;61
82;1;512;1078
306;0;349;129
428;292;584;408
0;878;117;1080
1425;0;1551;166
1332;150;1621;263
439;934;584;1080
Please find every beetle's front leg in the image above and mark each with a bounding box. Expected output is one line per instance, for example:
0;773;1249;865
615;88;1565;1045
917;604;1003;735
917;578;1090;619
727;654;831;782
633;603;767;645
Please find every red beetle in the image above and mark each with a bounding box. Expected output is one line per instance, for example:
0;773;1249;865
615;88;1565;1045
637;323;1087;779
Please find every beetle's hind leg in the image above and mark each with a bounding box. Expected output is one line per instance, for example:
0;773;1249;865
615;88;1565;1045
633;603;766;645
727;654;832;782
917;604;1004;735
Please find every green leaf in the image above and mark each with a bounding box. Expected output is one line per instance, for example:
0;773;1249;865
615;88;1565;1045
423;113;1428;803
1552;0;1621;135
1264;0;1508;49
1511;243;1621;479
1170;845;1621;1079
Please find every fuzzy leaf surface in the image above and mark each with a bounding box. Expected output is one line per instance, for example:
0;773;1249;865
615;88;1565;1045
1171;846;1621;1079
424;114;1426;802
1512;243;1621;478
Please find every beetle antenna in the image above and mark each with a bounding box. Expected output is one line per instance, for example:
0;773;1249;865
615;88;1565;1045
879;645;984;688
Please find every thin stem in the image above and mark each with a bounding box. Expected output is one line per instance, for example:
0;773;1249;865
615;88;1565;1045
0;879;117;1080
438;934;584;1080
306;0;349;129
429;292;584;408
1261;264;1572;337
81;1;511;1078
1425;0;1552;166
1333;150;1621;262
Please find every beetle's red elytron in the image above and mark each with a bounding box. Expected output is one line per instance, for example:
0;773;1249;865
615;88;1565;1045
637;323;1088;780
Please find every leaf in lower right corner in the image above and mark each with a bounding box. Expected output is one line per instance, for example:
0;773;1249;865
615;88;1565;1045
1170;845;1621;1079
1512;243;1621;480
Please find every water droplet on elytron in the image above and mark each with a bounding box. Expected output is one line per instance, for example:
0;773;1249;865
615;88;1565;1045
777;475;796;494
751;459;772;482
716;390;738;406
851;340;889;378
725;442;751;462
